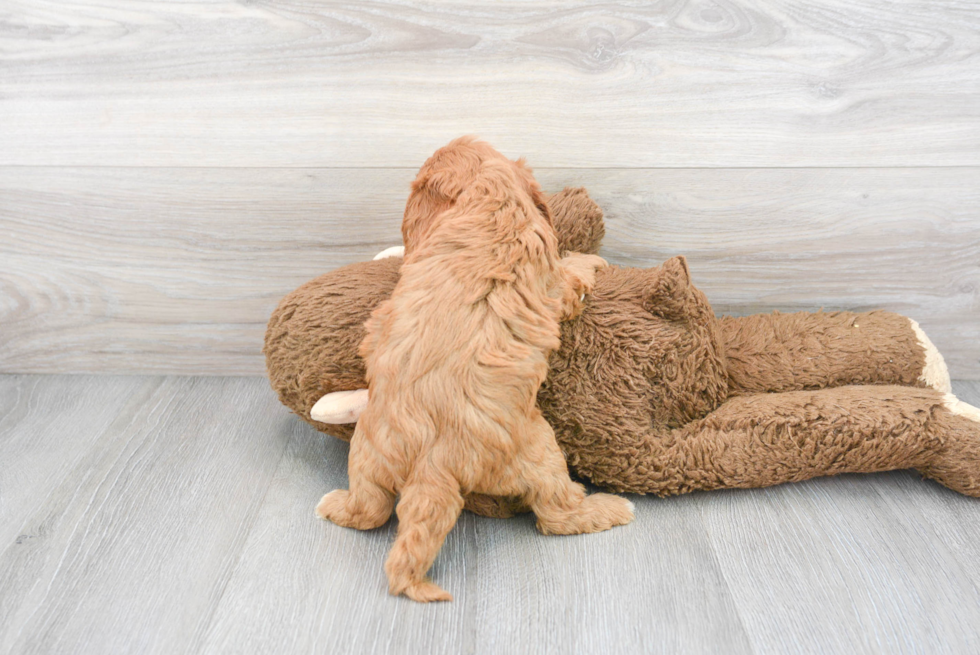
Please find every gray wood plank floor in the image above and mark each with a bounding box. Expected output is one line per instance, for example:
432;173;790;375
2;375;979;655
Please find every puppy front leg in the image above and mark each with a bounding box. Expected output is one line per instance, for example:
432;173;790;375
384;471;463;602
557;253;607;320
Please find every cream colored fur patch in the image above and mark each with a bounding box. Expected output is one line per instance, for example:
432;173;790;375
909;319;952;394
311;389;369;424
373;246;405;260
943;394;980;423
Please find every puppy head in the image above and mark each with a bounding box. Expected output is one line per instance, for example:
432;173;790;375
402;136;550;252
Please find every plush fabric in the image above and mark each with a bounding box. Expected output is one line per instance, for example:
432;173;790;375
264;187;980;516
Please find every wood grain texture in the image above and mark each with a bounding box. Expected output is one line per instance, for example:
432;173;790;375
2;166;977;377
0;376;297;655
1;376;979;654
0;376;149;551
2;0;979;167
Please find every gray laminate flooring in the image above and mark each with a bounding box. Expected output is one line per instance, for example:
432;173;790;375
2;376;979;655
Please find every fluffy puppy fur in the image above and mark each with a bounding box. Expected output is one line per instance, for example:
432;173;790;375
316;137;634;602
402;137;551;256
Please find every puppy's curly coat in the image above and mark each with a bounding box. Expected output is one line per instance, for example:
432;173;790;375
316;137;633;602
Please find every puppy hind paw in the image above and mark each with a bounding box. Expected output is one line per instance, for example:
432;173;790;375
581;493;635;531
316;489;393;530
536;493;635;535
315;490;350;523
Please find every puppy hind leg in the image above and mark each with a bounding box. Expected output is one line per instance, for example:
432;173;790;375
520;417;634;535
316;479;394;531
384;471;464;602
316;430;395;530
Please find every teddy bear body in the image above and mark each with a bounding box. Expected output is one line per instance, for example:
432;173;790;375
540;257;978;497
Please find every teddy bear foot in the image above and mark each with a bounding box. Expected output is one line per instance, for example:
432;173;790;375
919;394;980;497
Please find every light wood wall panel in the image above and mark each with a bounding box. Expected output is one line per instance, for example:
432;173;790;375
2;166;977;377
1;0;979;167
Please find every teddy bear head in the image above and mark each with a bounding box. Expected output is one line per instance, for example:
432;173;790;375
536;256;729;486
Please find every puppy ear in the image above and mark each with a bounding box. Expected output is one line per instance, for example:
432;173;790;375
530;183;553;226
412;167;467;200
403;171;458;252
513;157;553;226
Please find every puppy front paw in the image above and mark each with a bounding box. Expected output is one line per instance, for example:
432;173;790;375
561;253;608;297
559;253;608;319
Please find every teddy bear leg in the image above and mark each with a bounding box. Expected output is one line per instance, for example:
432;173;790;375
310;388;369;424
917;394;980;496
581;385;976;497
678;385;980;497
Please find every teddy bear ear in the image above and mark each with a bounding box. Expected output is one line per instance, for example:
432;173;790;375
641;256;695;320
661;255;691;286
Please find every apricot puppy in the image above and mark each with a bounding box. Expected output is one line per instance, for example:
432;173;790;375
316;137;633;602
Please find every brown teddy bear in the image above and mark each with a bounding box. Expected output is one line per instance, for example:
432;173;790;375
264;188;980;517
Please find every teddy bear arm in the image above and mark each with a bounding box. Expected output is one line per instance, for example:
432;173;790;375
568;385;980;497
718;310;949;396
